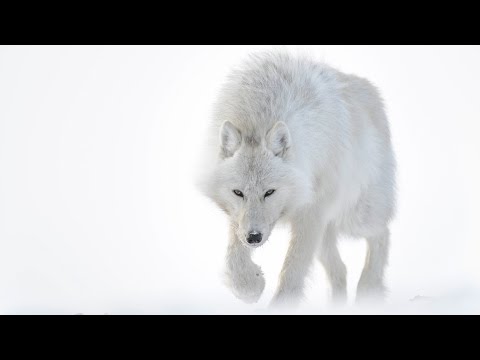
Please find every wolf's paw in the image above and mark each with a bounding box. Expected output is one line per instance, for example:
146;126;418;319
356;281;387;304
269;291;302;310
225;264;265;304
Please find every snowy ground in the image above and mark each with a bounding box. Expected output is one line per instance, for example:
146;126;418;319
0;45;479;315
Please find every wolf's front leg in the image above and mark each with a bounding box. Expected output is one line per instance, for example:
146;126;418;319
270;209;325;309
224;224;265;304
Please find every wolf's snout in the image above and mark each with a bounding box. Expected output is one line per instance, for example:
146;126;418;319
247;232;262;244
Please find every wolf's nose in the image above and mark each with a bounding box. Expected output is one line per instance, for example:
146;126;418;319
247;232;262;244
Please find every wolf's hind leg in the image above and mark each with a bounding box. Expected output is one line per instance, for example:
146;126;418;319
356;228;390;302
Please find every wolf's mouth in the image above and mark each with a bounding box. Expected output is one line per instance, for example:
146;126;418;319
244;241;264;248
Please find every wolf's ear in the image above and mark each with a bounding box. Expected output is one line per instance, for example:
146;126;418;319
267;121;291;158
220;121;242;158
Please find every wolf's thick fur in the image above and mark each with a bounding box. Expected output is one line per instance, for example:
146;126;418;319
200;51;396;307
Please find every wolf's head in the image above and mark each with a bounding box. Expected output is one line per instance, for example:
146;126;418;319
203;121;313;248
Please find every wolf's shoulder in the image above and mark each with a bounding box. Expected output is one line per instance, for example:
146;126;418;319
336;71;384;104
228;50;337;88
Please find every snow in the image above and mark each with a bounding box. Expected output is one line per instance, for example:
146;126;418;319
0;45;479;314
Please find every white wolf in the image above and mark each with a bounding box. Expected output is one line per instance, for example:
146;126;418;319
199;51;396;308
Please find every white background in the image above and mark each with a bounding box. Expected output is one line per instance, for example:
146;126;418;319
0;45;479;314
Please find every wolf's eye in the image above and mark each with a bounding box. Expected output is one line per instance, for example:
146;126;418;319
233;190;244;198
264;189;275;198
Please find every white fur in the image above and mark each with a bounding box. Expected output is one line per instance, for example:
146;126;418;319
198;51;396;308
